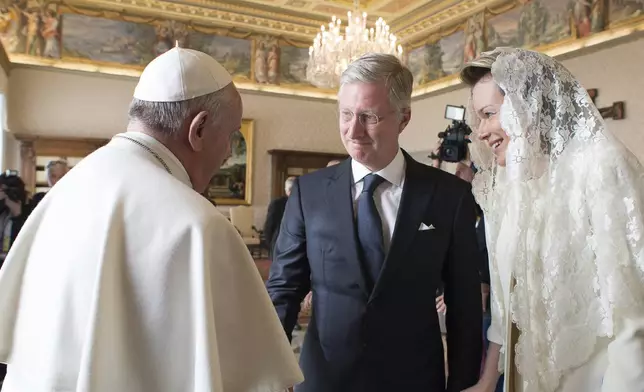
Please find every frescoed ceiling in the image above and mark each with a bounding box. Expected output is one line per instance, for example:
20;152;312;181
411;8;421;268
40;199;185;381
3;0;643;100
64;0;498;42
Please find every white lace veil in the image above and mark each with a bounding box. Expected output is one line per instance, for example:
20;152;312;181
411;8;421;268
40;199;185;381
464;48;644;392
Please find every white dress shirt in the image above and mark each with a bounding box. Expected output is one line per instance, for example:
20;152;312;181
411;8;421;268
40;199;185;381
351;148;406;256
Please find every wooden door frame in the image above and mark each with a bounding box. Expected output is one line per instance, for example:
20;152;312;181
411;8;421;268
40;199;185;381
14;134;109;193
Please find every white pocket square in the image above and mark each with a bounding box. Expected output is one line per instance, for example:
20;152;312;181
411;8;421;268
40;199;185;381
419;223;435;231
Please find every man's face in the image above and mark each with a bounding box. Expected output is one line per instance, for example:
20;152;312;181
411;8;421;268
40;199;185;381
338;82;410;171
47;164;67;187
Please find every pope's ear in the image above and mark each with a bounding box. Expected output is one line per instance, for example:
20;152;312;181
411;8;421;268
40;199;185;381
187;111;209;152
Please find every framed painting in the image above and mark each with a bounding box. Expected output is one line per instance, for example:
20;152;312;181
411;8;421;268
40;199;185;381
206;119;254;206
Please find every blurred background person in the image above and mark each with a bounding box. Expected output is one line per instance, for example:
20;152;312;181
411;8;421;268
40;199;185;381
29;160;69;210
0;171;29;268
0;171;29;387
264;176;296;257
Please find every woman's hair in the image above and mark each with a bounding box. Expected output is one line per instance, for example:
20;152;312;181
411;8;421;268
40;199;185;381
459;50;501;87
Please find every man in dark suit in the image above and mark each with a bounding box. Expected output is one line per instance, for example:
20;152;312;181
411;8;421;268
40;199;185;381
266;53;482;392
264;176;296;256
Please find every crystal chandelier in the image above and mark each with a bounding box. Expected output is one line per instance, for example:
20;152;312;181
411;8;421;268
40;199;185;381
306;1;403;89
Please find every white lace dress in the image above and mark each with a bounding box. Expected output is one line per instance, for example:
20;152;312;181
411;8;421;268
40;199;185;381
489;212;610;392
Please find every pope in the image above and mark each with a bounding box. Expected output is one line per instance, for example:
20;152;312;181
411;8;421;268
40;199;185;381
0;47;303;392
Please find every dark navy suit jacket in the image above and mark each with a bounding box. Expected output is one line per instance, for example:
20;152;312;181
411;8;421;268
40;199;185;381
266;152;482;392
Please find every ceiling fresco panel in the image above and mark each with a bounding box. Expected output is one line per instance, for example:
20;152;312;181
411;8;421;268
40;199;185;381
2;0;643;100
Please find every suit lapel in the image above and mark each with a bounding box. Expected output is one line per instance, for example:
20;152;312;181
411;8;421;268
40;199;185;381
325;160;370;297
370;153;437;301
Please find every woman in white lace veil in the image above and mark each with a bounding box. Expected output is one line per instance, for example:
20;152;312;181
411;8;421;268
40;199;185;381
460;47;644;392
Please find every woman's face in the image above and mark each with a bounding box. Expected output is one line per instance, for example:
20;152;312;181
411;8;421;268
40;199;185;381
471;74;509;166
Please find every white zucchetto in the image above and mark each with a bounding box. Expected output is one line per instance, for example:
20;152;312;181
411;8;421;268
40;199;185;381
133;47;233;102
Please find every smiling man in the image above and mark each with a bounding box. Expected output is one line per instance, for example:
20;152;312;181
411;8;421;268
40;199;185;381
266;53;482;392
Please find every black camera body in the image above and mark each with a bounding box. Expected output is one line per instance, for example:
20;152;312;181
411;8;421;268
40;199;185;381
430;105;472;163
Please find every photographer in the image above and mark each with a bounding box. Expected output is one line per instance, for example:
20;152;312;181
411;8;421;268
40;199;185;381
431;106;489;313
432;140;490;313
0;171;29;387
0;172;30;269
431;126;501;391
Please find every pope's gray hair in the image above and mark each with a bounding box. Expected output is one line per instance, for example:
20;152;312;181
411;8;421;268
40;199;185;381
340;53;413;112
127;85;234;135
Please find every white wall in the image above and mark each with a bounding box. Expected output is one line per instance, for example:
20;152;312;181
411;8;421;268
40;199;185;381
402;37;644;163
7;68;343;224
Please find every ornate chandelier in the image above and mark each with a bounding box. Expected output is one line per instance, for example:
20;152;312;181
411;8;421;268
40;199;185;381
306;2;403;89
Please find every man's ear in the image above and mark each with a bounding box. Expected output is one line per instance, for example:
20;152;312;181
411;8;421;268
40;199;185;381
187;111;209;152
398;108;411;134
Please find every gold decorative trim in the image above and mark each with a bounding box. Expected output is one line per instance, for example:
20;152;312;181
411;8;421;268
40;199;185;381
608;13;644;30
486;0;518;16
406;20;466;49
6;4;643;102
9;54;338;100
154;0;327;26
391;0;484;30
392;0;505;42
62;0;322;40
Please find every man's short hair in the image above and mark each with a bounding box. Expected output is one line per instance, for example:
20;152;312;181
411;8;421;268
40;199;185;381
340;53;413;112
46;160;68;172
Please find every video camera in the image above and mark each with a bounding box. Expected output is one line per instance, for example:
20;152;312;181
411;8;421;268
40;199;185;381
429;105;472;163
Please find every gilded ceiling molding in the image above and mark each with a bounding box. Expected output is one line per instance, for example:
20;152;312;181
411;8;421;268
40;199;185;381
390;0;477;30
62;0;321;40
486;0;520;16
153;0;326;26
393;0;506;43
406;19;466;49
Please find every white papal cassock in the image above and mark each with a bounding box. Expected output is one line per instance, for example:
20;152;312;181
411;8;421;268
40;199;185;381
0;131;303;392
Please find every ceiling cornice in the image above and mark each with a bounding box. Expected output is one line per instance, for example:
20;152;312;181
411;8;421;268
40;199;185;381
392;0;507;43
63;0;323;41
62;0;494;43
